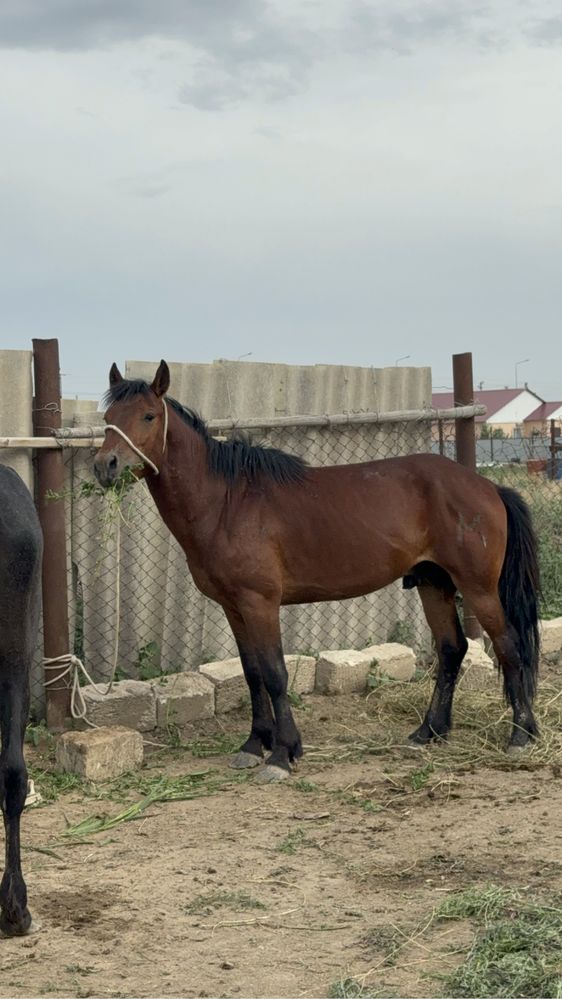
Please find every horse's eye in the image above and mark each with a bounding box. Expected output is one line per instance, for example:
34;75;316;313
144;413;155;422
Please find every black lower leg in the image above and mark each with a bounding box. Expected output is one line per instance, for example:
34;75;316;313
259;646;302;772
0;763;31;936
409;578;467;745
410;636;468;743
236;647;275;757
0;670;33;936
495;631;538;747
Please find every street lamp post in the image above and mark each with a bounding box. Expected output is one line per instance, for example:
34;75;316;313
514;358;530;388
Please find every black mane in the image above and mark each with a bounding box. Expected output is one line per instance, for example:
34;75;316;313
103;379;308;486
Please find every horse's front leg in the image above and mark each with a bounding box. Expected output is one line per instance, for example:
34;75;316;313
230;654;275;768
224;597;302;781
0;677;32;937
225;609;275;770
255;641;303;783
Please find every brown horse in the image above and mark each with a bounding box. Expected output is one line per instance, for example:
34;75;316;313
94;361;540;781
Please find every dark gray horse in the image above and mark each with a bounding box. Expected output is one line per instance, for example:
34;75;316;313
0;464;42;936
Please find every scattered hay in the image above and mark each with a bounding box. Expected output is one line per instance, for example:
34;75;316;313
357;885;562;999
435;885;562;998
328;978;394;998
310;670;562;773
187;732;245;758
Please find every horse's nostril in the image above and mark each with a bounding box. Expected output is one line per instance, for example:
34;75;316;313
108;455;118;471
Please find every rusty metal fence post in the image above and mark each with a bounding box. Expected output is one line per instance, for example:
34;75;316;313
32;338;71;729
452;351;482;641
550;419;562;480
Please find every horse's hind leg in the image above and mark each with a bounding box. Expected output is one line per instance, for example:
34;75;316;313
225;609;276;769
0;672;32;936
462;590;538;750
409;571;468;745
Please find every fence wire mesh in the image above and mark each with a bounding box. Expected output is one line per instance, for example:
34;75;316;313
29;417;562;717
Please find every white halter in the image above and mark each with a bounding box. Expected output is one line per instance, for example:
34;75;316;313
104;397;169;476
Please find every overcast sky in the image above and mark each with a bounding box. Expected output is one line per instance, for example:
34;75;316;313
1;0;561;402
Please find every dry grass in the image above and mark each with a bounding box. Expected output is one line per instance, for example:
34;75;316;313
306;669;562;776
378;671;562;767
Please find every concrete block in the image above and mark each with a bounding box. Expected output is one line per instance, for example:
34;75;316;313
56;726;143;781
153;672;215;728
458;639;496;691
78;679;156;732
199;659;247;714
286;655;317;694
198;653;317;711
315;649;375;694
540;618;562;656
367;643;416;682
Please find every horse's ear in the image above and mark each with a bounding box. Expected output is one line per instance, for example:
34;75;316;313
151;360;170;398
109;363;124;387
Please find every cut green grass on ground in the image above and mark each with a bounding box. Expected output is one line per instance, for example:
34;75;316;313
27;768;85;802
328;979;395;998
186;732;245;758
184;890;267;916
276;828;307;855
435;885;562;998
61;771;250;838
357;884;562;999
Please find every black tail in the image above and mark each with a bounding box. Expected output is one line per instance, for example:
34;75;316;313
497;485;541;701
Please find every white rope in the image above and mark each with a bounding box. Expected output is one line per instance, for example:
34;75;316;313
43;495;124;728
43;654;113;727
103;398;168;475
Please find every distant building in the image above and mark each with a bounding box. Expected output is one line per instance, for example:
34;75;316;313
432;387;545;438
523;401;562;437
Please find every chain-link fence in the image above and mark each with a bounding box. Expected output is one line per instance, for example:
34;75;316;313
29;416;562;716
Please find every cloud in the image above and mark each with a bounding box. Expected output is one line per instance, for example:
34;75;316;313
114;169;174;200
0;0;318;107
525;16;562;46
2;1;562;115
2;0;561;57
0;1;256;51
178;54;310;111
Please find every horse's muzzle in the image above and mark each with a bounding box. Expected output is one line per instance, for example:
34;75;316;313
94;452;119;488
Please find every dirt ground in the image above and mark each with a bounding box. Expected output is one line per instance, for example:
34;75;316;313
2;672;562;999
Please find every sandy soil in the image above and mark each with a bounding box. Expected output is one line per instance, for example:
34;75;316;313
2;682;562;999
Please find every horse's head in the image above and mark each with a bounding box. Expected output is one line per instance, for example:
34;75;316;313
94;360;170;487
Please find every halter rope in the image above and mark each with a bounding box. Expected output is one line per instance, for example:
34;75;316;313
103;397;168;475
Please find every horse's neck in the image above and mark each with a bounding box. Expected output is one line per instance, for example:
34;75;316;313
147;420;226;553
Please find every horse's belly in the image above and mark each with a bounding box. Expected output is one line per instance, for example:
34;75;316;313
280;548;413;604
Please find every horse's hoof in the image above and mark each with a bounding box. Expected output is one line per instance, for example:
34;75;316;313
506;742;531;757
229;751;263;770
0;916;38;938
408;727;431;747
20;919;41;936
254;765;291;785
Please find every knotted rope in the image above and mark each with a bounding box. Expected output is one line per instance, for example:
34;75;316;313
43;653;115;727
